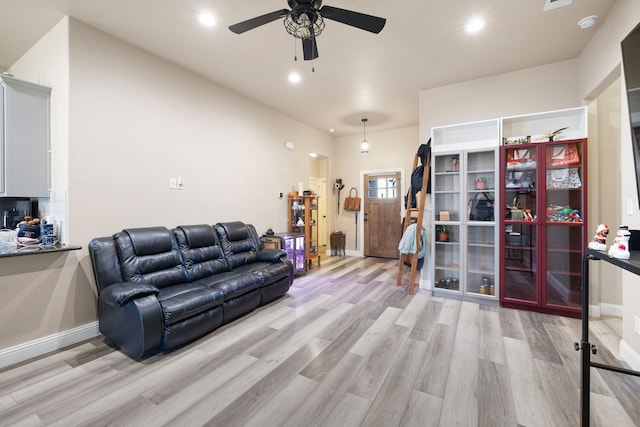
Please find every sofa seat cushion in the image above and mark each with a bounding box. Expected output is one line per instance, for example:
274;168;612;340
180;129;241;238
192;270;263;301
236;262;291;285
157;284;224;326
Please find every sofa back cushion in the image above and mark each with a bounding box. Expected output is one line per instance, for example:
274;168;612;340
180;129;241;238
114;226;187;288
215;221;258;269
88;236;125;294
174;224;229;280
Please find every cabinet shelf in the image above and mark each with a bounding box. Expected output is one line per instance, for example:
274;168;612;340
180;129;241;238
467;243;495;248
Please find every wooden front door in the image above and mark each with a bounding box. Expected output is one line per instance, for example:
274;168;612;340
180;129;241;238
364;172;402;258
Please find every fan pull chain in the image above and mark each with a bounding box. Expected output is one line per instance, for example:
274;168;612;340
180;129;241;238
294;39;298;61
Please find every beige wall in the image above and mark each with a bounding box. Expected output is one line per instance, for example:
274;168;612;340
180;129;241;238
332;125;419;252
577;0;640;368
588;79;622;310
419;59;580;142
0;18;333;355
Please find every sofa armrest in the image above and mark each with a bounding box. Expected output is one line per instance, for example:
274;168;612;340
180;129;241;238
257;248;287;263
100;282;160;308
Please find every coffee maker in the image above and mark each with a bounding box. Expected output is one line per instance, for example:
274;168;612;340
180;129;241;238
0;198;38;229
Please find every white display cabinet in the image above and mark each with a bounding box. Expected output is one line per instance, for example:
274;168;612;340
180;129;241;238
431;119;500;301
501;106;588;142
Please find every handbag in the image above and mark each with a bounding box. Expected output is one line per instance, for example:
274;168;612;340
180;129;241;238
468;192;494;221
546;167;582;189
344;188;361;211
548;143;580;167
506;148;536;169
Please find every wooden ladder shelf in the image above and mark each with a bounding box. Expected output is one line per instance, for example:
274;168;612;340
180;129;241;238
397;148;431;295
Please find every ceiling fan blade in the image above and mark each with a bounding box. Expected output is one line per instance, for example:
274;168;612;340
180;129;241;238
302;37;319;60
320;6;386;33
229;9;290;34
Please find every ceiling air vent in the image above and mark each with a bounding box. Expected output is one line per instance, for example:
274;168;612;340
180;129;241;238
543;0;573;12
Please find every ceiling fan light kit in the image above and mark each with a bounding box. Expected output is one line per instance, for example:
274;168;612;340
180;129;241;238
229;0;386;61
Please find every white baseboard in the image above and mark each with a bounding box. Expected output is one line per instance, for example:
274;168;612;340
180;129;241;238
600;303;623;318
0;322;100;370
589;303;623;319
620;339;640;371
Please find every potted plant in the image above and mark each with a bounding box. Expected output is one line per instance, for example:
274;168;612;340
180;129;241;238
436;225;449;242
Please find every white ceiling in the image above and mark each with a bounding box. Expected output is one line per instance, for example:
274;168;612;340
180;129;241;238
0;0;616;136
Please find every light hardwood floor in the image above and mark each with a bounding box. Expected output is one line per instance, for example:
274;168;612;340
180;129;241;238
0;256;639;426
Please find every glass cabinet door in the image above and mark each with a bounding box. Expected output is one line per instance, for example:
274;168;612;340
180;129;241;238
309;198;318;257
502;144;538;303
544;141;585;308
503;224;537;302
433;154;461;292
434;154;460;221
434;224;460;291
467;225;496;296
466;150;497;296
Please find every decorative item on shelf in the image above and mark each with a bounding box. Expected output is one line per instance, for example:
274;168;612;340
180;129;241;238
548;143;580;166
546;205;583;222
523;209;534;221
502;135;531;145
439;210;451;221
507;232;529;247
468;192;494;221
506;147;536;169
474;177;487;190
450;156;459;171
546;167;581;189
296;217;305;226
506;170;535;189
541;127;568;142
436;225;448;242
507;197;524;220
608;225;631;260
588;223;609;251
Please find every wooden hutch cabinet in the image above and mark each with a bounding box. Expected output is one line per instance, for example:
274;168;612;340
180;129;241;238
288;194;320;269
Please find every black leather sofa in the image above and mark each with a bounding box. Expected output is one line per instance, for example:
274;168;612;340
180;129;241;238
88;221;293;360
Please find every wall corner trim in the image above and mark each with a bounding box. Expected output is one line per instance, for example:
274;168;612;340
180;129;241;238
620;338;640;372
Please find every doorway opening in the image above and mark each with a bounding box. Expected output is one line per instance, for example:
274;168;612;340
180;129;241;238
360;168;405;258
309;154;328;254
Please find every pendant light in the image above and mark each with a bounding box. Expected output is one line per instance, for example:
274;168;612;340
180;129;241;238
360;118;370;154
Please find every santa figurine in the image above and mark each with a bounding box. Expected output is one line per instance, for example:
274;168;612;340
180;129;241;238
608;225;631;260
588;224;609;251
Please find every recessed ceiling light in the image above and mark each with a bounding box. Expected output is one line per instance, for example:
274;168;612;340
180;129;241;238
328;128;335;133
465;16;485;33
309;152;318;158
288;72;301;84
577;15;598;29
198;12;217;27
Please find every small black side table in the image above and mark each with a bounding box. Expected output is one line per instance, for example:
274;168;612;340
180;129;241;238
580;249;640;426
330;231;346;256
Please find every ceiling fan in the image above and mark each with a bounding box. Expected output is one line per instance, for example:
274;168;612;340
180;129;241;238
228;0;386;61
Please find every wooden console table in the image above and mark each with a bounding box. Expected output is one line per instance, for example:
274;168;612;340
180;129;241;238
580;249;640;426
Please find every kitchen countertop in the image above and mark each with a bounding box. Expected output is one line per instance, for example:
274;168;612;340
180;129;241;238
0;243;82;258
